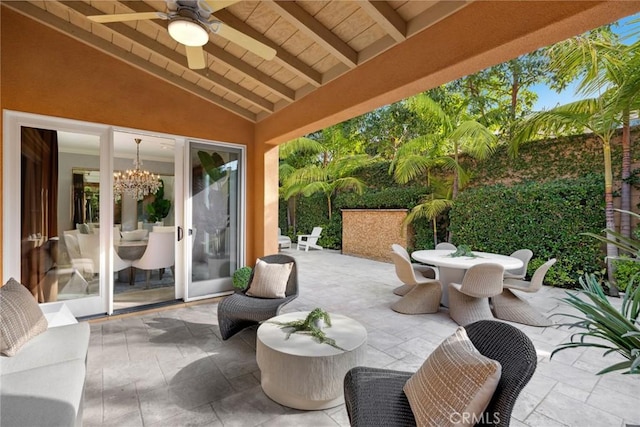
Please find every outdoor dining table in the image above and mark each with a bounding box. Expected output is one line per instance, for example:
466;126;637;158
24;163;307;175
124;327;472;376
411;249;523;307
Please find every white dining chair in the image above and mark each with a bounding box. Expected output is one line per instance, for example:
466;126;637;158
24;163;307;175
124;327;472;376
152;225;175;233
435;242;457;250
503;249;533;279
448;263;504;326
132;231;175;288
390;244;437;295
389;251;442;314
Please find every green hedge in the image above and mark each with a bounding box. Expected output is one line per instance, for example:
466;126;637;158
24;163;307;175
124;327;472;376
448;174;605;287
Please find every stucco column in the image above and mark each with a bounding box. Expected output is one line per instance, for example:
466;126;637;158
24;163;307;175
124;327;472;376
247;139;279;262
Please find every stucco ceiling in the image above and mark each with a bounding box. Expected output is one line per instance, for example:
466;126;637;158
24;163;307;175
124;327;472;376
5;1;640;130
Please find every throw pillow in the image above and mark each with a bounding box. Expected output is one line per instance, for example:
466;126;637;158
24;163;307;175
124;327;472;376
245;259;293;298
0;278;49;356
403;327;501;427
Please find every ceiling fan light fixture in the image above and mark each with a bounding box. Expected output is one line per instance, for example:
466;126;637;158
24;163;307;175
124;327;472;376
168;18;209;46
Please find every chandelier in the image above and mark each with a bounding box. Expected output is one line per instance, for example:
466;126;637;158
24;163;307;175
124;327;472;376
113;138;161;201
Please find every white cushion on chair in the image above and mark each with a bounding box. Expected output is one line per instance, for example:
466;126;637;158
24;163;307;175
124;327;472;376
246;259;293;298
403;327;501;426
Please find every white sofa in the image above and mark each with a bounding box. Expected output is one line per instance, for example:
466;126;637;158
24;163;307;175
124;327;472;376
0;321;90;426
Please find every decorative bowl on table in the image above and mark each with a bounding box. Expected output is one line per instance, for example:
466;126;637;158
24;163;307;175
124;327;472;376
120;229;148;241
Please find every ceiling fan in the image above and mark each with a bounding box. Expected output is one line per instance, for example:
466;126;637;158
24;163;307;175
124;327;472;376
87;0;276;70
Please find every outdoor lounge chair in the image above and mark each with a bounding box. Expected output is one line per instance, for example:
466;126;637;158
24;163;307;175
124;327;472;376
297;227;323;251
448;263;504;326
503;249;533;280
390;244;437;296
389;251;441;314
343;320;537;427
278;227;292;249
217;254;298;340
493;258;556;327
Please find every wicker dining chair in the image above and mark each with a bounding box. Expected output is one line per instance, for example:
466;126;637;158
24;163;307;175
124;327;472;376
503;249;533;280
448;263;504;326
390;244;437;296
343;320;537;427
389;251;442;314
493;258;556;327
217;254;298;340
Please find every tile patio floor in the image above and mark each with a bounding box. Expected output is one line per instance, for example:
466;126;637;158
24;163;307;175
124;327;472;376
84;249;640;426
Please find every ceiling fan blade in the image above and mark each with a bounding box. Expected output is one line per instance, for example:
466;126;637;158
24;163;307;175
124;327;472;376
88;12;165;23
202;1;241;13
215;24;276;61
185;45;206;69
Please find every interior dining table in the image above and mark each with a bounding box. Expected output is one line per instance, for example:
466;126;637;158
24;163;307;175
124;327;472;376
411;249;523;307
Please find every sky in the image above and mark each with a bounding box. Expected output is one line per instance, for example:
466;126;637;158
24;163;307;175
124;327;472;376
531;12;639;111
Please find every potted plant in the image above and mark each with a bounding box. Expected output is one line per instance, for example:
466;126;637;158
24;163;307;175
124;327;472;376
146;179;171;224
232;266;253;291
552;272;640;374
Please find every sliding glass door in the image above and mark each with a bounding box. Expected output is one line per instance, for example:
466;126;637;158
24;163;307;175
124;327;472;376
186;141;244;300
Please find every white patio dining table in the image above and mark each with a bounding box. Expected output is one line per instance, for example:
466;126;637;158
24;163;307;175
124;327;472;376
411;249;523;307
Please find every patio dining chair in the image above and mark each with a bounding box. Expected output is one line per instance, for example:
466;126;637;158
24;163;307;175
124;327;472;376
389;251;442;314
503;249;533;280
492;258;556;327
390;244;436;296
344;319;537;427
435;242;456;250
448;263;504;326
217;254;298;340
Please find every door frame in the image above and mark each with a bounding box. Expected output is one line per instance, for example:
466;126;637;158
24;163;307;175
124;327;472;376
3;110;111;317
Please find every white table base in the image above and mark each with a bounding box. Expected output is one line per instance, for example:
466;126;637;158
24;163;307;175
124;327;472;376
256;312;367;410
438;266;466;307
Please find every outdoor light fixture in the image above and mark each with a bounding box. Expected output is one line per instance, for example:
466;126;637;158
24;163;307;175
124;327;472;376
168;18;209;46
113;138;161;201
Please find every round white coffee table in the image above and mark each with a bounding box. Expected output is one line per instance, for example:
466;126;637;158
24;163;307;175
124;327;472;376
256;311;367;410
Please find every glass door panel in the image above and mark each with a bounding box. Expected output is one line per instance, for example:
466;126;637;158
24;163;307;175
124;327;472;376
187;142;242;299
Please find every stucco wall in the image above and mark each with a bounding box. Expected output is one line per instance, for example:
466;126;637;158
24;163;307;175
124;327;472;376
342;209;410;262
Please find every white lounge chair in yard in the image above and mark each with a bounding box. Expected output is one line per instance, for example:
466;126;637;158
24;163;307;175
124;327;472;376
297;227;323;251
278;227;292;249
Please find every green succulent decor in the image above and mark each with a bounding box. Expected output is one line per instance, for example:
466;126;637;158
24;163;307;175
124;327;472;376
448;244;477;258
269;308;344;350
552;273;640;375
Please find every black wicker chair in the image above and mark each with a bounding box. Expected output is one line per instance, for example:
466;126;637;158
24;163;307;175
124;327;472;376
343;320;537;427
217;254;298;340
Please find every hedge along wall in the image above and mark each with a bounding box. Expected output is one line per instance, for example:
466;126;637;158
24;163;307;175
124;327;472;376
342;209;410;261
448;174;605;287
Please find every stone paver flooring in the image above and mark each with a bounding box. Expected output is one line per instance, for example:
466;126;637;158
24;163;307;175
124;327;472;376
84;249;640;426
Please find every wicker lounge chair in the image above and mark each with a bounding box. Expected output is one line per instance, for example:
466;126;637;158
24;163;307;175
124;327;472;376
390;244;437;296
503;249;533;280
448;263;504;326
493;258;556;327
389;251;442;314
217;254;298;340
344;320;537;427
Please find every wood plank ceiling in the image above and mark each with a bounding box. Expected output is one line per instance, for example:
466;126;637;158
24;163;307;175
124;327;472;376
4;0;473;122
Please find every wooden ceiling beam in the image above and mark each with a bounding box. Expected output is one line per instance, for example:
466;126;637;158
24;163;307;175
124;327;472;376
61;1;275;114
357;1;406;42
213;10;323;87
266;0;359;68
122;0;296;102
3;1;256;121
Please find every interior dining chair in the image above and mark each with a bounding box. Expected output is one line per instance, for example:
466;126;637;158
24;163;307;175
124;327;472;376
504;249;533;279
390;252;442;314
390;244;436;296
448;263;504;326
493;258;557;327
152;225;175;233
132;231;175;288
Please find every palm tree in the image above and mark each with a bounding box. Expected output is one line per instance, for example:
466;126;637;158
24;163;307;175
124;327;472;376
405;93;498;199
402;178;454;247
281;125;372;220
